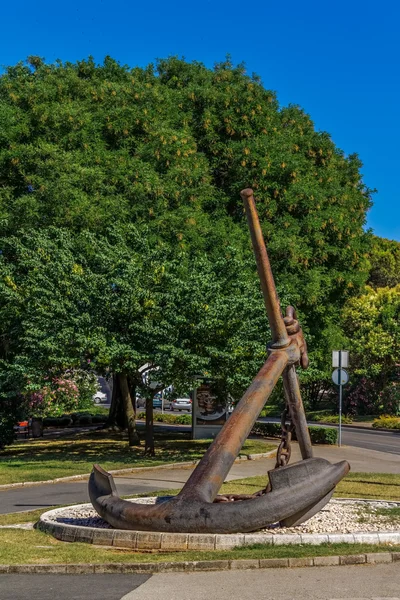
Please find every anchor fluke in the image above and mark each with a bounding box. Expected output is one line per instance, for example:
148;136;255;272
89;458;349;534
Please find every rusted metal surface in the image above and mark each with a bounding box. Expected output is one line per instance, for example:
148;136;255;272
179;351;288;503
88;188;350;534
242;188;289;349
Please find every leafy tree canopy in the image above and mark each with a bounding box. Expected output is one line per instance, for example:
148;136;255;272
0;56;372;331
368;235;400;289
0;56;375;440
0;224;276;402
342;285;400;379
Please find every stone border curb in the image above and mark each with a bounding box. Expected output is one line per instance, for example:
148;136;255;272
0;451;275;491
37;499;400;551
0;552;399;574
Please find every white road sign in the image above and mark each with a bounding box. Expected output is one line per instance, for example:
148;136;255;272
332;368;349;386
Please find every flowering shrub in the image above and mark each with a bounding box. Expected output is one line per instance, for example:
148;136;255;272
378;382;400;416
343;377;399;416
343;377;382;416
27;370;98;417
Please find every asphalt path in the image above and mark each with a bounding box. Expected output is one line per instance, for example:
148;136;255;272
341;428;400;455
0;574;150;600
1;564;400;600
1;442;399;515
257;417;400;455
97;408;400;455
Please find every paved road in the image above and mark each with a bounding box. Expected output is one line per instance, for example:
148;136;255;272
150;418;400;456
1;564;400;600
341;428;400;455
0;574;150;600
1;443;399;514
257;417;400;455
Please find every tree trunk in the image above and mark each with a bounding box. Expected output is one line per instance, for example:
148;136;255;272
105;374;125;429
128;376;137;417
144;395;155;455
119;374;140;446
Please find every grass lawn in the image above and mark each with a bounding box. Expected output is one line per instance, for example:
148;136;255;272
1;471;399;527
1;471;399;565
1;528;400;566
0;429;275;485
218;472;400;502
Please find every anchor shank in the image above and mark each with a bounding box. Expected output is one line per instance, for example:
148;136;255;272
179;350;288;502
241;188;289;348
282;364;313;459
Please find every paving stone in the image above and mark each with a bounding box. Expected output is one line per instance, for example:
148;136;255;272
392;552;400;561
244;534;273;546
273;534;301;545
121;563;161;573
300;534;329;545
313;555;340;566
354;533;380;544
289;557;313;568
328;534;355;544
157;561;194;572
366;552;393;564
66;564;95;574
33;565;68;573
259;558;289;568
378;533;400;544
160;533;188;551
136;532;162;550
194;560;230;571
230;559;260;570
92;530;115;546
112;530;137;549
76;528;94;544
8;565;36;574
339;554;366;565
94;563;127;573
188;534;215;551
59;526;80;543
215;534;245;550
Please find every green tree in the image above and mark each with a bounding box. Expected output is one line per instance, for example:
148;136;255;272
342;285;400;381
0;56;374;446
368;236;400;289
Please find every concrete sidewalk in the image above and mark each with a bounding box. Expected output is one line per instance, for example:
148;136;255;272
1;443;399;515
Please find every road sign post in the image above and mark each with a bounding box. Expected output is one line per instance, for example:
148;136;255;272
332;351;349;447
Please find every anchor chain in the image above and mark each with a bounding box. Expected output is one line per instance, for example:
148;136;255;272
275;403;294;468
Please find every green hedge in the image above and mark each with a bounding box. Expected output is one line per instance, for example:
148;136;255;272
43;413;107;427
317;415;353;425
251;421;338;445
137;412;192;425
140;412;338;444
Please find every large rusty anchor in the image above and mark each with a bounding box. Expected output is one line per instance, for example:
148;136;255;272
89;188;350;533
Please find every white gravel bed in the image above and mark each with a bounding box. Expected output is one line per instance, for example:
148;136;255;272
48;497;400;534
266;499;400;534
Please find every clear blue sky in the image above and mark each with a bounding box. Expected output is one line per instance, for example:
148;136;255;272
1;0;399;240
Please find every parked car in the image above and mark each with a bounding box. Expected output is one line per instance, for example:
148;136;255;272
170;396;192;412
153;392;170;410
92;391;107;404
136;394;145;409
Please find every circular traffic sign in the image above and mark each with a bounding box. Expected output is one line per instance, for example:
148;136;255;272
332;368;349;386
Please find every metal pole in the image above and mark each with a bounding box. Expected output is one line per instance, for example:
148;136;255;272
161;389;164;414
241;189;290;348
282;365;313;459
338;351;342;447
